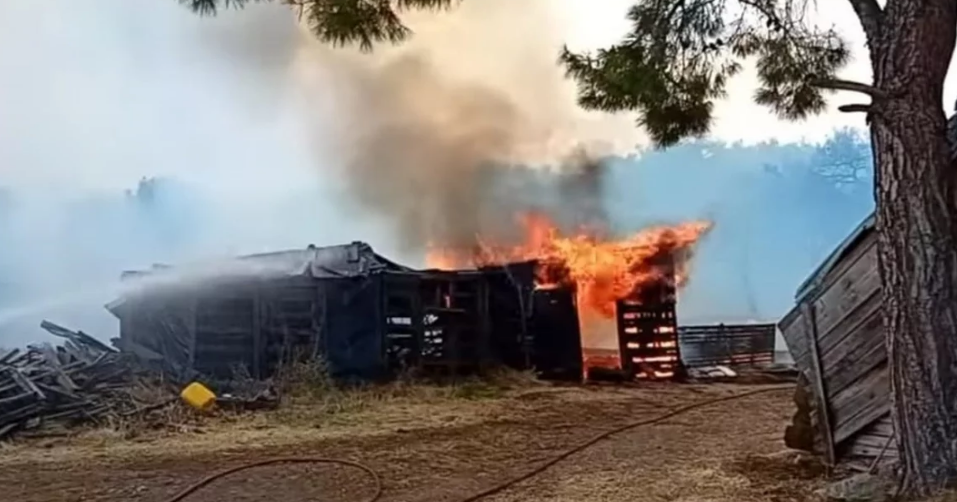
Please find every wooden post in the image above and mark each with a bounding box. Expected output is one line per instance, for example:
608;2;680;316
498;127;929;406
313;279;325;361
252;285;262;379
801;300;836;467
478;277;490;371
187;295;198;371
411;275;423;370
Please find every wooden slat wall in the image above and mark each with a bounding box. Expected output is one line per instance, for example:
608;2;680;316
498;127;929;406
678;323;776;368
778;230;895;468
841;415;898;471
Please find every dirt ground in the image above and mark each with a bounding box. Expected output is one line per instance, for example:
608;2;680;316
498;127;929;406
0;381;825;502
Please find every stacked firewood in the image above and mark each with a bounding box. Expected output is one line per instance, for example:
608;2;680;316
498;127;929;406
0;321;173;440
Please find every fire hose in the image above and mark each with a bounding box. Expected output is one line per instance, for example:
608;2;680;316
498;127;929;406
163;384;793;502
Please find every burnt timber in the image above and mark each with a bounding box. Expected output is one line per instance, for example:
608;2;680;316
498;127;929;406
106;241;782;387
617;277;682;380
0;322;133;439
106;243;580;383
777;213;893;471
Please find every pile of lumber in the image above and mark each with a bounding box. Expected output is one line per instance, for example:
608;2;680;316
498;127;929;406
0;321;169;440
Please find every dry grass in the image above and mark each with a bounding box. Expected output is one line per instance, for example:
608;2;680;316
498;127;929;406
274;358;542;415
0;361;543;464
501;450;827;502
724;451;828;502
0;381;821;502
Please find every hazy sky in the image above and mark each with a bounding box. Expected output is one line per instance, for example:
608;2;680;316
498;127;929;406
3;0;951;192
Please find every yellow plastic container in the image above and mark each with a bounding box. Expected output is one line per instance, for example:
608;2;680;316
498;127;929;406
180;381;217;412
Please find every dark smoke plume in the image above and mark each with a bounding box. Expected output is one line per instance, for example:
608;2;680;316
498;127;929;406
285;0;640;258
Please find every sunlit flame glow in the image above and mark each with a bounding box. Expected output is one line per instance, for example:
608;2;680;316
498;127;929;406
425;210;711;376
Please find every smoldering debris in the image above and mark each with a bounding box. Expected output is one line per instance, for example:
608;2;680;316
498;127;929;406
0;321;277;441
0;321;151;440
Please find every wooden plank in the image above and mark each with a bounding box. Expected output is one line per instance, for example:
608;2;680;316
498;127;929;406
831;364;889;445
187;295;198;368
811;233;878;302
0;348;20;365
813;245;881;341
193;327;255;336
836;401;891;448
820;291;885;361
844;442;898;459
801;301;836;466
252;286;262;379
870;415;894;437
831;360;888;423
834;415;898;468
779;305;810;361
7;367;45;400
852;431;898;451
826;337;885;401
312;279;326;360
478;278;491;368
843;453;897;472
39;344;78;393
822;305;885;398
841;428;898;471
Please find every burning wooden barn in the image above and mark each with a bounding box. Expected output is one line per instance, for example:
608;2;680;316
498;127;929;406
616;276;681;380
105;242;583;383
104;215;778;386
582;275;776;381
777;213;894;471
107;242;410;381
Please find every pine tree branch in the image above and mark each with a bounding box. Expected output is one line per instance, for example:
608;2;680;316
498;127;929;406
837;103;872;113
845;0;884;44
811;78;887;98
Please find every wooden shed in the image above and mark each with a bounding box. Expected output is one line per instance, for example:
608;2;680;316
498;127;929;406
778;212;895;470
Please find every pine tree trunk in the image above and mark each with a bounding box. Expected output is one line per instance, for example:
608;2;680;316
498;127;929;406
869;0;957;495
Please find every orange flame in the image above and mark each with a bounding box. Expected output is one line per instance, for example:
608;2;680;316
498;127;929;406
427;211;710;302
425;211;711;368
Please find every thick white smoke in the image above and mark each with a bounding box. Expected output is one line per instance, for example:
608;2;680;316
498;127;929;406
0;1;384;343
0;0;874;352
0;1;644;344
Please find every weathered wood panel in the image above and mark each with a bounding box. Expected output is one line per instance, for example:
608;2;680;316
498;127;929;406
816;292;881;366
821;300;884;398
802;302;836;465
779;305;810;366
809;232;877;307
868;414;894;437
809;234;887;447
780;227;893;469
831;362;889;444
813;240;880;350
840;415;898;472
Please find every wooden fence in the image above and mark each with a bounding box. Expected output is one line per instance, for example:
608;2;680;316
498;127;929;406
678;323;776;368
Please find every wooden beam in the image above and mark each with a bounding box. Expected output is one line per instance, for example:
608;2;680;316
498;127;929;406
187;296;198;371
313;279;325;360
252;285;262;379
802;301;837;466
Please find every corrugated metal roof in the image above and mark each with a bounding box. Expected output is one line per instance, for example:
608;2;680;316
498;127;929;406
118;241;411;281
105;241;414;316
